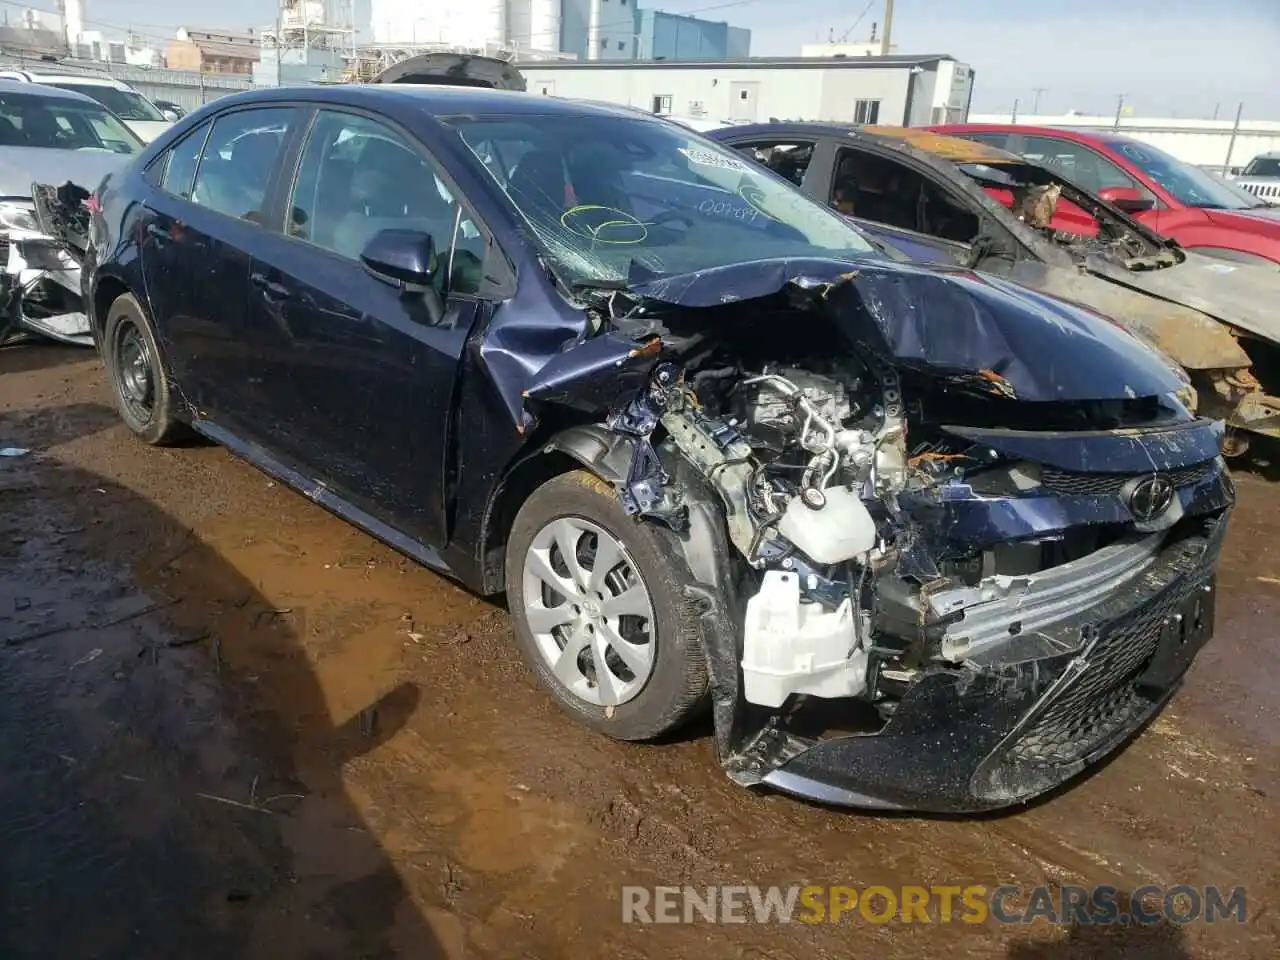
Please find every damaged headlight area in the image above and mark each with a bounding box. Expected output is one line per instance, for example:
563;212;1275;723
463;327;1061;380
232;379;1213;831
0;183;92;348
543;263;1236;813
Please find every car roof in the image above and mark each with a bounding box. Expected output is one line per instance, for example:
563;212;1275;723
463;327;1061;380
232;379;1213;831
931;122;1152;151
712;121;1025;165
200;84;663;123
0;70;128;89
0;79;102;105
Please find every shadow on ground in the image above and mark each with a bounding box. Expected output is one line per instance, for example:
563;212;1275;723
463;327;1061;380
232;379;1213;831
0;410;447;958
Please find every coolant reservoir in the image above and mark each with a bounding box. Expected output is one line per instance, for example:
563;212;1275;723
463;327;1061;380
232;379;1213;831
777;486;876;564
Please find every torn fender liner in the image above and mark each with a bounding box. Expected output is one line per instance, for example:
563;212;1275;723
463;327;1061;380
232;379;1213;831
627;257;1185;403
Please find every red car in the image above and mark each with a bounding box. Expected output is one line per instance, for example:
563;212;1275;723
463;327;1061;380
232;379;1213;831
930;123;1280;266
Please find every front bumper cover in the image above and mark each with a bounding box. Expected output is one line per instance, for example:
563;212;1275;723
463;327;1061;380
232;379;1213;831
749;513;1228;813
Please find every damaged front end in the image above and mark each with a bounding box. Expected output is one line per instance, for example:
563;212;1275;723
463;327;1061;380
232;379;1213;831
0;181;93;347
524;257;1234;813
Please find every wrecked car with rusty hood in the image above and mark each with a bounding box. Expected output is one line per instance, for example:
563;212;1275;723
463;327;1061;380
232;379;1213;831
433;110;1233;813
710;123;1280;454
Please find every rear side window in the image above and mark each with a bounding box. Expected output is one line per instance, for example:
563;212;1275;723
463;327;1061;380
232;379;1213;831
190;108;295;223
1018;136;1138;194
156;121;211;198
958;131;1011;151
732;140;816;187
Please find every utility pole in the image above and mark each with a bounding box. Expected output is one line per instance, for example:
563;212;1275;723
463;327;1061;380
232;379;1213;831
1113;93;1126;131
881;0;894;56
1011;97;1019;124
1223;101;1244;175
1031;87;1047;113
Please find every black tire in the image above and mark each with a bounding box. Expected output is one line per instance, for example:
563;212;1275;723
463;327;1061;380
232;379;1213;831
505;470;709;741
102;292;187;445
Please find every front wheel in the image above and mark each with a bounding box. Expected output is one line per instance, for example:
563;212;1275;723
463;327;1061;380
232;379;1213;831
505;470;709;741
102;292;187;445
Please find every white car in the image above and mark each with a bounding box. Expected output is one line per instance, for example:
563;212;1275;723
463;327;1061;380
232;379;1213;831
0;70;176;142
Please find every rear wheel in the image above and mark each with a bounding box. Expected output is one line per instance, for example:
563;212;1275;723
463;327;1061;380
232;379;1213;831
505;470;709;741
102;293;186;445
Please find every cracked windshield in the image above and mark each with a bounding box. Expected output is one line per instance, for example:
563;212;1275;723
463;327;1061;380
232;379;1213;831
452;114;874;284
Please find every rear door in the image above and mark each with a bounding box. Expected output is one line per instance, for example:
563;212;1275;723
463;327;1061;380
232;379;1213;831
242;107;498;545
137;105;300;415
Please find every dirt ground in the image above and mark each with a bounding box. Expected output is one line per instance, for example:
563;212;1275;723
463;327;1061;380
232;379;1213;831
1;343;1277;960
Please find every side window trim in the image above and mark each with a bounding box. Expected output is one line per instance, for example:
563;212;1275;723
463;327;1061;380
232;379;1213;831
281;104;512;298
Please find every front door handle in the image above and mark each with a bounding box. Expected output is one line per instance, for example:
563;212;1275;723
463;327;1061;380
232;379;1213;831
250;272;293;302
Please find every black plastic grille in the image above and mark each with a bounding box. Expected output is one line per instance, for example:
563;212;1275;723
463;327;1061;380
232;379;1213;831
1007;529;1224;767
1041;460;1215;497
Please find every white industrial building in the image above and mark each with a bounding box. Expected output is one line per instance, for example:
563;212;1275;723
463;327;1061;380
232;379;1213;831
366;0;749;61
522;54;974;127
367;0;604;56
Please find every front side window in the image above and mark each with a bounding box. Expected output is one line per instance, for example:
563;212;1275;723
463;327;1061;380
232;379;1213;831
50;83;166;122
190;108;295;222
451;114;874;288
288;110;485;295
0;91;142;154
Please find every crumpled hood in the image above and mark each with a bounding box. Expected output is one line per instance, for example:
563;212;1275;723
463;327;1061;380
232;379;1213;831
0;148;127;200
1089;250;1280;347
629;257;1184;403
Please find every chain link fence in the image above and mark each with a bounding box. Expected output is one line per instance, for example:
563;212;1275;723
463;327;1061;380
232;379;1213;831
0;55;254;112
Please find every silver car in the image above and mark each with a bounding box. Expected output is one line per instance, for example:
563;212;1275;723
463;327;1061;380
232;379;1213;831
0;81;138;346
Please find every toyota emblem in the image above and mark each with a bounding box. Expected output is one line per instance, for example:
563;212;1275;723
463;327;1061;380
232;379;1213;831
1127;475;1175;521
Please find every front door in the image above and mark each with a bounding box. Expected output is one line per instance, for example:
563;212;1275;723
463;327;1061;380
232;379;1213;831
244;108;492;546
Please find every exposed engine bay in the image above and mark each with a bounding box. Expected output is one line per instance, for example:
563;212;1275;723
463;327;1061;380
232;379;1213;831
610;354;905;709
519;259;1235;809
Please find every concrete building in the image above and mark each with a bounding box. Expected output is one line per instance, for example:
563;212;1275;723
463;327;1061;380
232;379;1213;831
167;27;261;76
523;54;973;127
968;112;1280;174
368;0;748;60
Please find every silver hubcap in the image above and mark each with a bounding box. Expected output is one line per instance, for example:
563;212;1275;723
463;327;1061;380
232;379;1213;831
522;516;656;707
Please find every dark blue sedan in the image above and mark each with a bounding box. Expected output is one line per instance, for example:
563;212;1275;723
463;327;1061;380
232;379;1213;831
78;85;1233;812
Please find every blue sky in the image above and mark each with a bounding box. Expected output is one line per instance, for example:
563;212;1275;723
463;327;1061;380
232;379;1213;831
56;0;1280;118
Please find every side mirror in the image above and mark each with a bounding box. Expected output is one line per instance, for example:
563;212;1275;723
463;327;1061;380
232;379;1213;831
361;228;438;286
161;109;180;122
360;228;444;322
1098;185;1155;213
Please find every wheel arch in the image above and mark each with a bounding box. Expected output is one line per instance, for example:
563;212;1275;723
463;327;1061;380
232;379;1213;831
477;425;634;595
